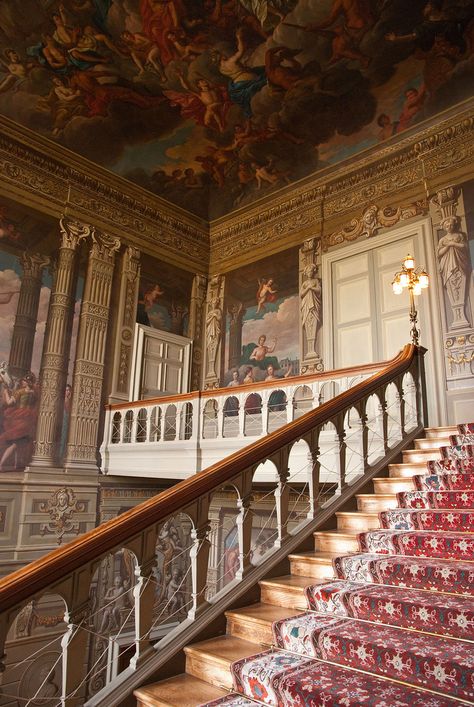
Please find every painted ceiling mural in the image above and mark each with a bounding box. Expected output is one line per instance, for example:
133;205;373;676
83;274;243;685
0;1;473;219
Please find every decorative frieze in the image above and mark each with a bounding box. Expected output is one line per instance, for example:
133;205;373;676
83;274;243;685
323;201;427;251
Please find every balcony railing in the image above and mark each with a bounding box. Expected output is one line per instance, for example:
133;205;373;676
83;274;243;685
0;345;426;707
101;358;395;479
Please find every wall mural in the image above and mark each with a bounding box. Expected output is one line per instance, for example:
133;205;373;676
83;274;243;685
136;255;193;336
0;201;81;470
222;245;299;385
0;1;472;219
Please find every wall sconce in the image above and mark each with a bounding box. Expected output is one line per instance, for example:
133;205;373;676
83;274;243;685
392;254;429;346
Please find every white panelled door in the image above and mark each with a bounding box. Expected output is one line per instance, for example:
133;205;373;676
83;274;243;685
130;324;192;400
332;235;417;368
323;221;445;423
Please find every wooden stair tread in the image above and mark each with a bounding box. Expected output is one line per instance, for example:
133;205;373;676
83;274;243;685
134;674;228;707
184;634;261;665
336;512;379;518
259;574;318;590
314;529;358;537
226;602;301;625
288;550;343;563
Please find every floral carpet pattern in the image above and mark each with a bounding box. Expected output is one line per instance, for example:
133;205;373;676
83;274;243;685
379;508;474;531
199;424;474;707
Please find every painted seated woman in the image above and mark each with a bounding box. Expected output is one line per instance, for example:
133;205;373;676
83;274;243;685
0;373;38;470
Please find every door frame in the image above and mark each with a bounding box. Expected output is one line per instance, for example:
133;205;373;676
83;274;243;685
321;218;446;425
129;324;193;401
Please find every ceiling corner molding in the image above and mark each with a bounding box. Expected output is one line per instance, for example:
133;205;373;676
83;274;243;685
208;104;474;268
0;115;209;271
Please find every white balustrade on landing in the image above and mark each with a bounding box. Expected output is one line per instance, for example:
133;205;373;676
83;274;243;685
100;365;381;480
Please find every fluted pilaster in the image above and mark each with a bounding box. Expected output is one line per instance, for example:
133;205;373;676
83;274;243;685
109;246;141;401
65;231;120;469
9;252;50;378
31;219;91;466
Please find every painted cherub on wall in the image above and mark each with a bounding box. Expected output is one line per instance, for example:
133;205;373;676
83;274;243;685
256;277;277;312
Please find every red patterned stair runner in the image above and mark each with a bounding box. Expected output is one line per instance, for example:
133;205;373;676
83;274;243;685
271;612;474;699
379;508;474;531
357;529;474;559
198;425;474;707
414;472;474;491
305;580;474;638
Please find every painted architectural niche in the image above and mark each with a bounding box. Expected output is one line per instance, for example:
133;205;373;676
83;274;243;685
0;0;472;219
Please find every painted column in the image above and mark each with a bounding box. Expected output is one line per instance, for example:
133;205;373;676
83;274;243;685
8;252;50;379
203;274;225;389
228;301;245;370
108;246;141;403
299;237;323;374
188;273;207;391
31;219;91;467
64;231;120;470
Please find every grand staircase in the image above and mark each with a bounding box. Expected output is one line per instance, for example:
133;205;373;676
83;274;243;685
135;424;474;707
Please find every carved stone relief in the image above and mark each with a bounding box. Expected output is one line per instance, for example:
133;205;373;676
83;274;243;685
203;275;225;389
39;487;86;543
431;186;472;331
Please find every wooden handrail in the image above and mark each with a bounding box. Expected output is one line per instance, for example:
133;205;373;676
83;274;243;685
105;354;394;410
0;345;419;612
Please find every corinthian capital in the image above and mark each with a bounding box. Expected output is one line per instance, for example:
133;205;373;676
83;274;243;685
20;252;50;278
430;185;460;220
59;218;94;249
91;231;121;261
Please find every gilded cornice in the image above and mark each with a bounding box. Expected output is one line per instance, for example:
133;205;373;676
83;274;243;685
209;101;474;270
0;101;473;274
0;115;209;272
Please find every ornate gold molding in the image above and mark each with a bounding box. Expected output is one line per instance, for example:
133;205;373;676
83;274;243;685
323;200;428;251
0;116;209;272
0;102;473;273
209;103;474;269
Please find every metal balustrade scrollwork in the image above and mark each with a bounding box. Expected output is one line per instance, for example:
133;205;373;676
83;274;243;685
0;345;426;707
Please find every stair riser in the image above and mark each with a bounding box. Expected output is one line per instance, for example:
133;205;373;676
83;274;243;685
289;558;335;579
388;463;427;478
313;535;359;553
357;495;398;512
227;617;272;645
336;514;380;531
425;427;457;439
373;478;415;494
259;585;305;609
403;450;441;463
185;653;232;690
414;438;450;450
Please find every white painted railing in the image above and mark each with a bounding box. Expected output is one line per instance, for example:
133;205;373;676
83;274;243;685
101;360;390;479
0;346;426;707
